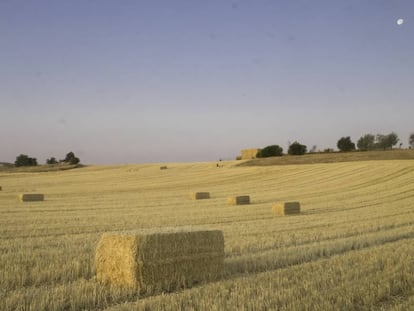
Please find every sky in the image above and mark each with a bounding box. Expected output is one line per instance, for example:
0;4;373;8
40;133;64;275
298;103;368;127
1;0;413;164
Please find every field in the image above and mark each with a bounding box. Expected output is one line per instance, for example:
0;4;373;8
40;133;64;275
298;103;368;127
1;157;414;310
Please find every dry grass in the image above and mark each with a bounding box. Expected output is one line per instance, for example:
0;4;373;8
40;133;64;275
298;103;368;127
1;159;414;310
95;228;224;292
0;163;80;173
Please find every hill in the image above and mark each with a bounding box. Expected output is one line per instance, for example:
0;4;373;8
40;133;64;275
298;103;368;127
0;163;82;173
238;149;414;166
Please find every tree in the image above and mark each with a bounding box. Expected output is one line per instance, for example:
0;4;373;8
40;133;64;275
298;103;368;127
256;145;283;158
376;132;399;150
62;151;80;165
14;154;38;167
46;157;58;165
288;141;307;155
337;136;355;152
409;133;414;148
357;134;375;151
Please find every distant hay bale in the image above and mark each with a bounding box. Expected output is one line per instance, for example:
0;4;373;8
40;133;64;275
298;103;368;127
0;186;2;191
272;202;301;216
190;192;210;200
160;166;167;170
95;228;224;292
241;148;260;160
19;193;44;202
228;195;250;205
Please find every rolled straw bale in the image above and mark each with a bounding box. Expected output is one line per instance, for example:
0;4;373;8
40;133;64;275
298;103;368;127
0;186;2;191
95;228;224;292
19;193;44;202
190;192;210;200
160;166;167;170
227;195;250;205
272;202;301;216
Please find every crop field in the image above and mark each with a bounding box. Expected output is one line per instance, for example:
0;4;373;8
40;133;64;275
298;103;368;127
1;158;414;310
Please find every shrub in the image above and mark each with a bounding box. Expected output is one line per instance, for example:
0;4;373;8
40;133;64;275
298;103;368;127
357;134;375;151
14;154;38;167
337;136;356;152
410;133;414;148
46;157;58;165
256;145;283;158
376;132;399;150
288;142;307;155
62;152;80;165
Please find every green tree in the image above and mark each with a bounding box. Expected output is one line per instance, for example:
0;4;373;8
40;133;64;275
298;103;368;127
409;133;414;148
14;154;38;167
357;134;375;151
376;132;399;150
337;136;356;152
288;141;307;155
46;157;58;165
256;145;283;158
62;151;80;165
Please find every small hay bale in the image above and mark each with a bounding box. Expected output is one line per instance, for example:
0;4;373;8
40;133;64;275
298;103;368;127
160;166;167;170
95;228;224;292
272;202;301;216
0;186;2;191
19;193;44;202
227;195;250;205
190;192;210;200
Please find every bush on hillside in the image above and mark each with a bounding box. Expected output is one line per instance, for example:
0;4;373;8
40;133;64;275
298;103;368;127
46;157;58;165
288;142;307;155
15;154;38;167
337;136;356;152
256;145;283;158
62;152;80;165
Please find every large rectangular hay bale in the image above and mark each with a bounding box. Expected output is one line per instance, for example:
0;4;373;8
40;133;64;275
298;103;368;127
160;166;168;170
95;228;224;292
272;202;301;216
227;195;250;205
191;192;210;200
19;193;44;202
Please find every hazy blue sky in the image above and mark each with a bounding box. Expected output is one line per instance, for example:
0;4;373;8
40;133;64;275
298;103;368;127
1;1;413;164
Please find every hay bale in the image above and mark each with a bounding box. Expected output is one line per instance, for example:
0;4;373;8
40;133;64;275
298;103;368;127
190;192;210;200
0;186;2;191
228;195;250;205
160;166;167;170
19;193;44;202
272;202;301;216
241;148;260;160
95;228;224;292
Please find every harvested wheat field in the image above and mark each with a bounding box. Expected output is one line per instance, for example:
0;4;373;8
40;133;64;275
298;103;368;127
1;158;414;310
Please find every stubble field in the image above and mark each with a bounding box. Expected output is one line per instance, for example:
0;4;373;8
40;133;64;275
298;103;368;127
1;158;414;310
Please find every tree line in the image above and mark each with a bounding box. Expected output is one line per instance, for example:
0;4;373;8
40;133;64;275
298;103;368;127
14;152;80;167
256;132;414;158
